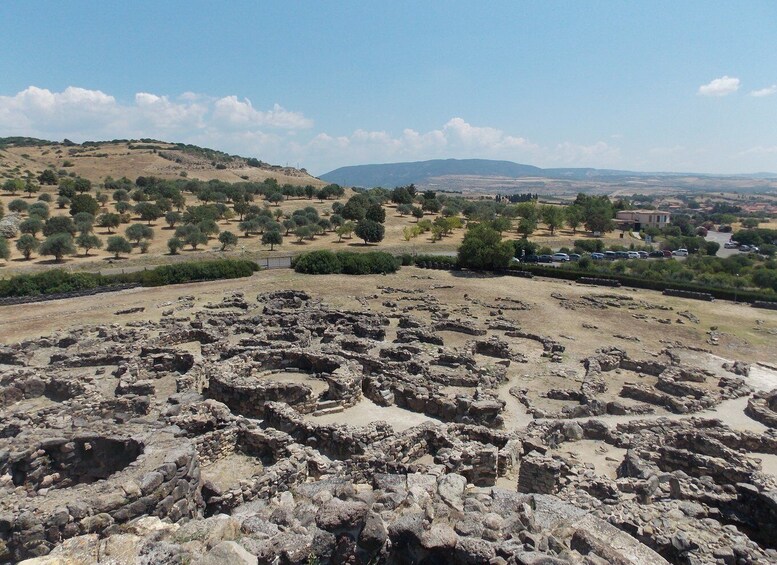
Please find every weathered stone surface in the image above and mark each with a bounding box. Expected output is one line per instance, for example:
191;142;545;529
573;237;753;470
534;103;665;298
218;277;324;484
195;541;257;565
3;287;773;565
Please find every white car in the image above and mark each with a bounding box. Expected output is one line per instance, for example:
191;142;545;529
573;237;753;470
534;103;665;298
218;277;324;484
627;251;641;259
724;241;738;249
551;253;569;262
672;248;689;257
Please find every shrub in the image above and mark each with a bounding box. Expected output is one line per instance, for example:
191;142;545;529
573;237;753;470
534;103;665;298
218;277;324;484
458;223;514;270
292;250;342;274
0;270;103;296
129;259;259;286
413;254;458;268
292;250;399;275
0;259;260;297
574;239;605;253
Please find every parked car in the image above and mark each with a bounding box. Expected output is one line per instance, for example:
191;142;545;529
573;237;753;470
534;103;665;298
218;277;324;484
649;250;665;258
568;253;581;261
604;251;617;260
551;253;570;262
615;251;630;259
591;252;605;260
739;245;751;252
662;249;673;258
521;254;539;263
638;251;649;259
724;241;739;249
627;251;641;259
537;255;553;263
672;248;689;257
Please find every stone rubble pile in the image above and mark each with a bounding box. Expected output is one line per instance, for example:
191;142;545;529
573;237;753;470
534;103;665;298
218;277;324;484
0;289;774;564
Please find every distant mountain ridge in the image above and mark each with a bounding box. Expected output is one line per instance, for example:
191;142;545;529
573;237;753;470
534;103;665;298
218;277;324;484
320;158;777;188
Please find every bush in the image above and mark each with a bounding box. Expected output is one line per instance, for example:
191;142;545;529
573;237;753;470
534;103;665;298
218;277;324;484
338;251;399;275
0;259;260;297
413;254;459;268
704;241;720;256
574;239;604;253
0;270;103;296
293;250;400;275
128;259;259;286
292;250;343;274
458;223;514;270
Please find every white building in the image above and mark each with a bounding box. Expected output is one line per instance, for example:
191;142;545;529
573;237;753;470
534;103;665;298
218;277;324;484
616;210;672;230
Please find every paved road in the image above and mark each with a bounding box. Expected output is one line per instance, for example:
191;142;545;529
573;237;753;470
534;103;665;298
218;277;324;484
705;230;739;258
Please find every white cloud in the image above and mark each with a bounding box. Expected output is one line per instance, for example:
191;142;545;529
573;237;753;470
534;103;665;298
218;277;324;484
0;85;624;174
738;145;777;156
750;85;777;97
0;86;312;143
698;76;740;96
211;97;312;130
442;118;535;150
553;142;620;167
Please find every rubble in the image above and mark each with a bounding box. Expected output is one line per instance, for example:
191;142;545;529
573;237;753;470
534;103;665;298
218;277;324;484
0;288;774;565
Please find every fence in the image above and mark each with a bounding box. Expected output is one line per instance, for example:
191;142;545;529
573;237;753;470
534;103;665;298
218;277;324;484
256;256;293;270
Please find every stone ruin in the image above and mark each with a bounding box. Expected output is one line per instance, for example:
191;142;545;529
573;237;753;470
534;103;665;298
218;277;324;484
0;288;775;564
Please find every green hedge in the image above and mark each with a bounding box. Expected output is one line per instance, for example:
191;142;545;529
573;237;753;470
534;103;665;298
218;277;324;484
0;259;260;298
508;264;777;303
293;250;400;275
0;270;105;297
412;254;459;268
122;259;259;286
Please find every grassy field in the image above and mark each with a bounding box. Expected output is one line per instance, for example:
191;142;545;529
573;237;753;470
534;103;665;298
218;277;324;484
0;182;633;276
0;141;323;187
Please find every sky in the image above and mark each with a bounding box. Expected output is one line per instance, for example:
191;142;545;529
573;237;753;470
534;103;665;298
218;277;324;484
1;1;776;176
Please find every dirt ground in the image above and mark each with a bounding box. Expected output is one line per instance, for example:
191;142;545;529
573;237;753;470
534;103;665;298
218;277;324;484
3;266;775;364
2;266;776;481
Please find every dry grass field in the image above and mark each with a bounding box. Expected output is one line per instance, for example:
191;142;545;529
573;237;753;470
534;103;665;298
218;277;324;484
0;182;631;276
0;141;323;187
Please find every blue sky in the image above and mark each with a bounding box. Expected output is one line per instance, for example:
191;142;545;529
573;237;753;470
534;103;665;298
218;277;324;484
1;1;776;175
